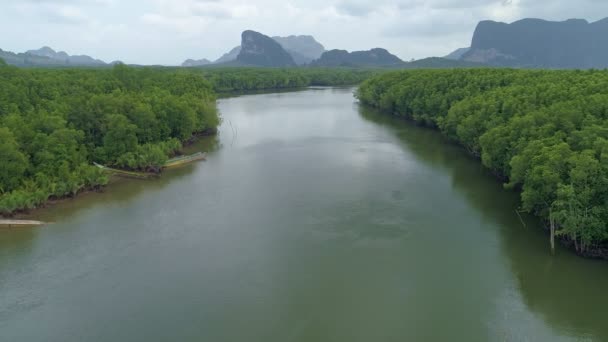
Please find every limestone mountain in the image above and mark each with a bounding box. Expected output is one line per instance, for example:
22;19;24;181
311;48;403;67
215;46;241;64
0;48;59;67
462;18;608;68
26;46;106;66
236;30;296;67
181;58;212;67
213;34;325;66
444;47;470;60
271;35;325;64
0;47;106;67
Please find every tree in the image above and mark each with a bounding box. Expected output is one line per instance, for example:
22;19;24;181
102;114;138;163
0;127;28;193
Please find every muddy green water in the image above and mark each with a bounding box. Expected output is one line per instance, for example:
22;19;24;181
1;87;607;342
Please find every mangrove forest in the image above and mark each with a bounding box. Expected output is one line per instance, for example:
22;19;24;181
357;68;608;257
0;62;374;215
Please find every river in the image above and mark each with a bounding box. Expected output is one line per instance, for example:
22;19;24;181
1;87;607;341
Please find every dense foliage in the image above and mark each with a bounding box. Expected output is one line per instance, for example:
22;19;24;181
196;67;377;93
0;63;218;215
358;69;608;254
0;63;375;215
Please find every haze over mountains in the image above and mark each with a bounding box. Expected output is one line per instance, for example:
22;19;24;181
311;48;403;67
27;47;106;66
4;17;608;69
0;46;109;67
236;30;296;67
181;58;212;67
186;34;326;66
453;17;608;69
212;30;407;68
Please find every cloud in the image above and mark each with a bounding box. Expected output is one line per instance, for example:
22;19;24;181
139;0;261;37
335;1;376;17
146;0;259;20
48;5;89;24
11;0;114;5
13;2;91;25
2;0;608;65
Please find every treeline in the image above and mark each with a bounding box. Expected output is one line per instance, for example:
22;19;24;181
358;69;608;256
196;67;377;93
0;61;376;215
0;63;219;215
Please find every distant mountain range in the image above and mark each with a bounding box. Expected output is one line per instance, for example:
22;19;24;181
214;46;242;64
184;34;326;66
311;48;403;67
236;30;296;67
184;31;409;68
1;35;477;69
450;17;608;69
8;17;608;70
444;47;470;60
271;35;325;65
27;46;106;65
181;58;211;67
0;46;107;67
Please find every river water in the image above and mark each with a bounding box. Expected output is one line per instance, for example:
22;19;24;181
1;87;607;341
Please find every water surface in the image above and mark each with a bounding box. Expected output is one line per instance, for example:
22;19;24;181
1;87;607;341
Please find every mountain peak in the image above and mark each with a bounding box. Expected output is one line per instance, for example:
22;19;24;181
38;46;56;53
463;17;608;68
312;48;403;67
22;46;107;66
236;30;296;67
181;58;212;67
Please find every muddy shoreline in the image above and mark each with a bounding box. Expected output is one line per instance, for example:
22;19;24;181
374;107;608;261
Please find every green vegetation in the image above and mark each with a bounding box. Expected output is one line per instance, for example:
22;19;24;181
0;65;374;215
0;64;218;215
195;67;378;93
357;69;608;255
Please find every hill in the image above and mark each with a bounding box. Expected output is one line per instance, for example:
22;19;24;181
26;46;106;66
271;35;325;65
236;30;296;67
211;34;325;66
462;18;608;68
444;48;470;60
0;47;107;67
215;46;241;64
311;48;403;67
182;58;212;67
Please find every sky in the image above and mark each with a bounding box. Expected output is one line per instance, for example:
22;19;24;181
2;0;608;65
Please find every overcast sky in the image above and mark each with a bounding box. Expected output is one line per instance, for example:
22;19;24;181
2;0;608;65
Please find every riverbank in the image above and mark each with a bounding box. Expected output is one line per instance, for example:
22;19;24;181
1;64;379;217
0;136;212;220
363;104;608;260
4;87;608;341
357;68;608;260
0;219;46;228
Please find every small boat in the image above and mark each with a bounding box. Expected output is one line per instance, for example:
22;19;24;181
163;152;207;168
92;152;207;179
93;162;156;179
0;220;46;228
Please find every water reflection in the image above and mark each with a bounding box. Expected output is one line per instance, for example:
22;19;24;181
1;89;606;341
0;135;219;272
359;105;608;341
